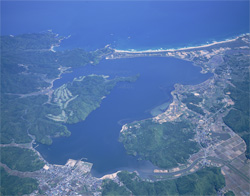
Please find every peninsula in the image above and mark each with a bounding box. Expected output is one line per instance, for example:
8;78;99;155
117;34;250;195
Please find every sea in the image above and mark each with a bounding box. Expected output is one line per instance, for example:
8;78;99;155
1;1;249;177
1;1;249;51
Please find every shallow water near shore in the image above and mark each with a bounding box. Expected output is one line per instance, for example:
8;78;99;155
37;57;212;177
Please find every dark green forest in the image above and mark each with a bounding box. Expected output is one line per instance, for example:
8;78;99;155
0;167;39;196
120;120;199;168
102;167;225;195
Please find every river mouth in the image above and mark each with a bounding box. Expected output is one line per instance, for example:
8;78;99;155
37;57;212;177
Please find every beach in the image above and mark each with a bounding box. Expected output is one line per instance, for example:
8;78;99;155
114;34;249;54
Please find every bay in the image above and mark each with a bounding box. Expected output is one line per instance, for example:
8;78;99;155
2;0;248;177
37;57;212;177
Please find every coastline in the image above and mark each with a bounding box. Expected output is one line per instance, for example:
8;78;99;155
113;33;249;54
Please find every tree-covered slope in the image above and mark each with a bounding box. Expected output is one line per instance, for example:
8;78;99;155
1;32;115;145
0;167;39;196
102;167;225;196
120;120;199;168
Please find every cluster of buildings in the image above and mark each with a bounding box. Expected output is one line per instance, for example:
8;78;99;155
31;159;102;196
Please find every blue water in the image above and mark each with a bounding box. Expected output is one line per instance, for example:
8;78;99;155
1;1;249;51
37;57;212;176
2;1;248;176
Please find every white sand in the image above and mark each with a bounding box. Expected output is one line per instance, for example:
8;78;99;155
114;34;248;54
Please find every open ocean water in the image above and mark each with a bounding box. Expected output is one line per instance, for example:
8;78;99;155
1;1;249;51
1;1;249;176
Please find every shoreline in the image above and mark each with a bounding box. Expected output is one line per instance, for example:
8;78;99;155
113;33;249;54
